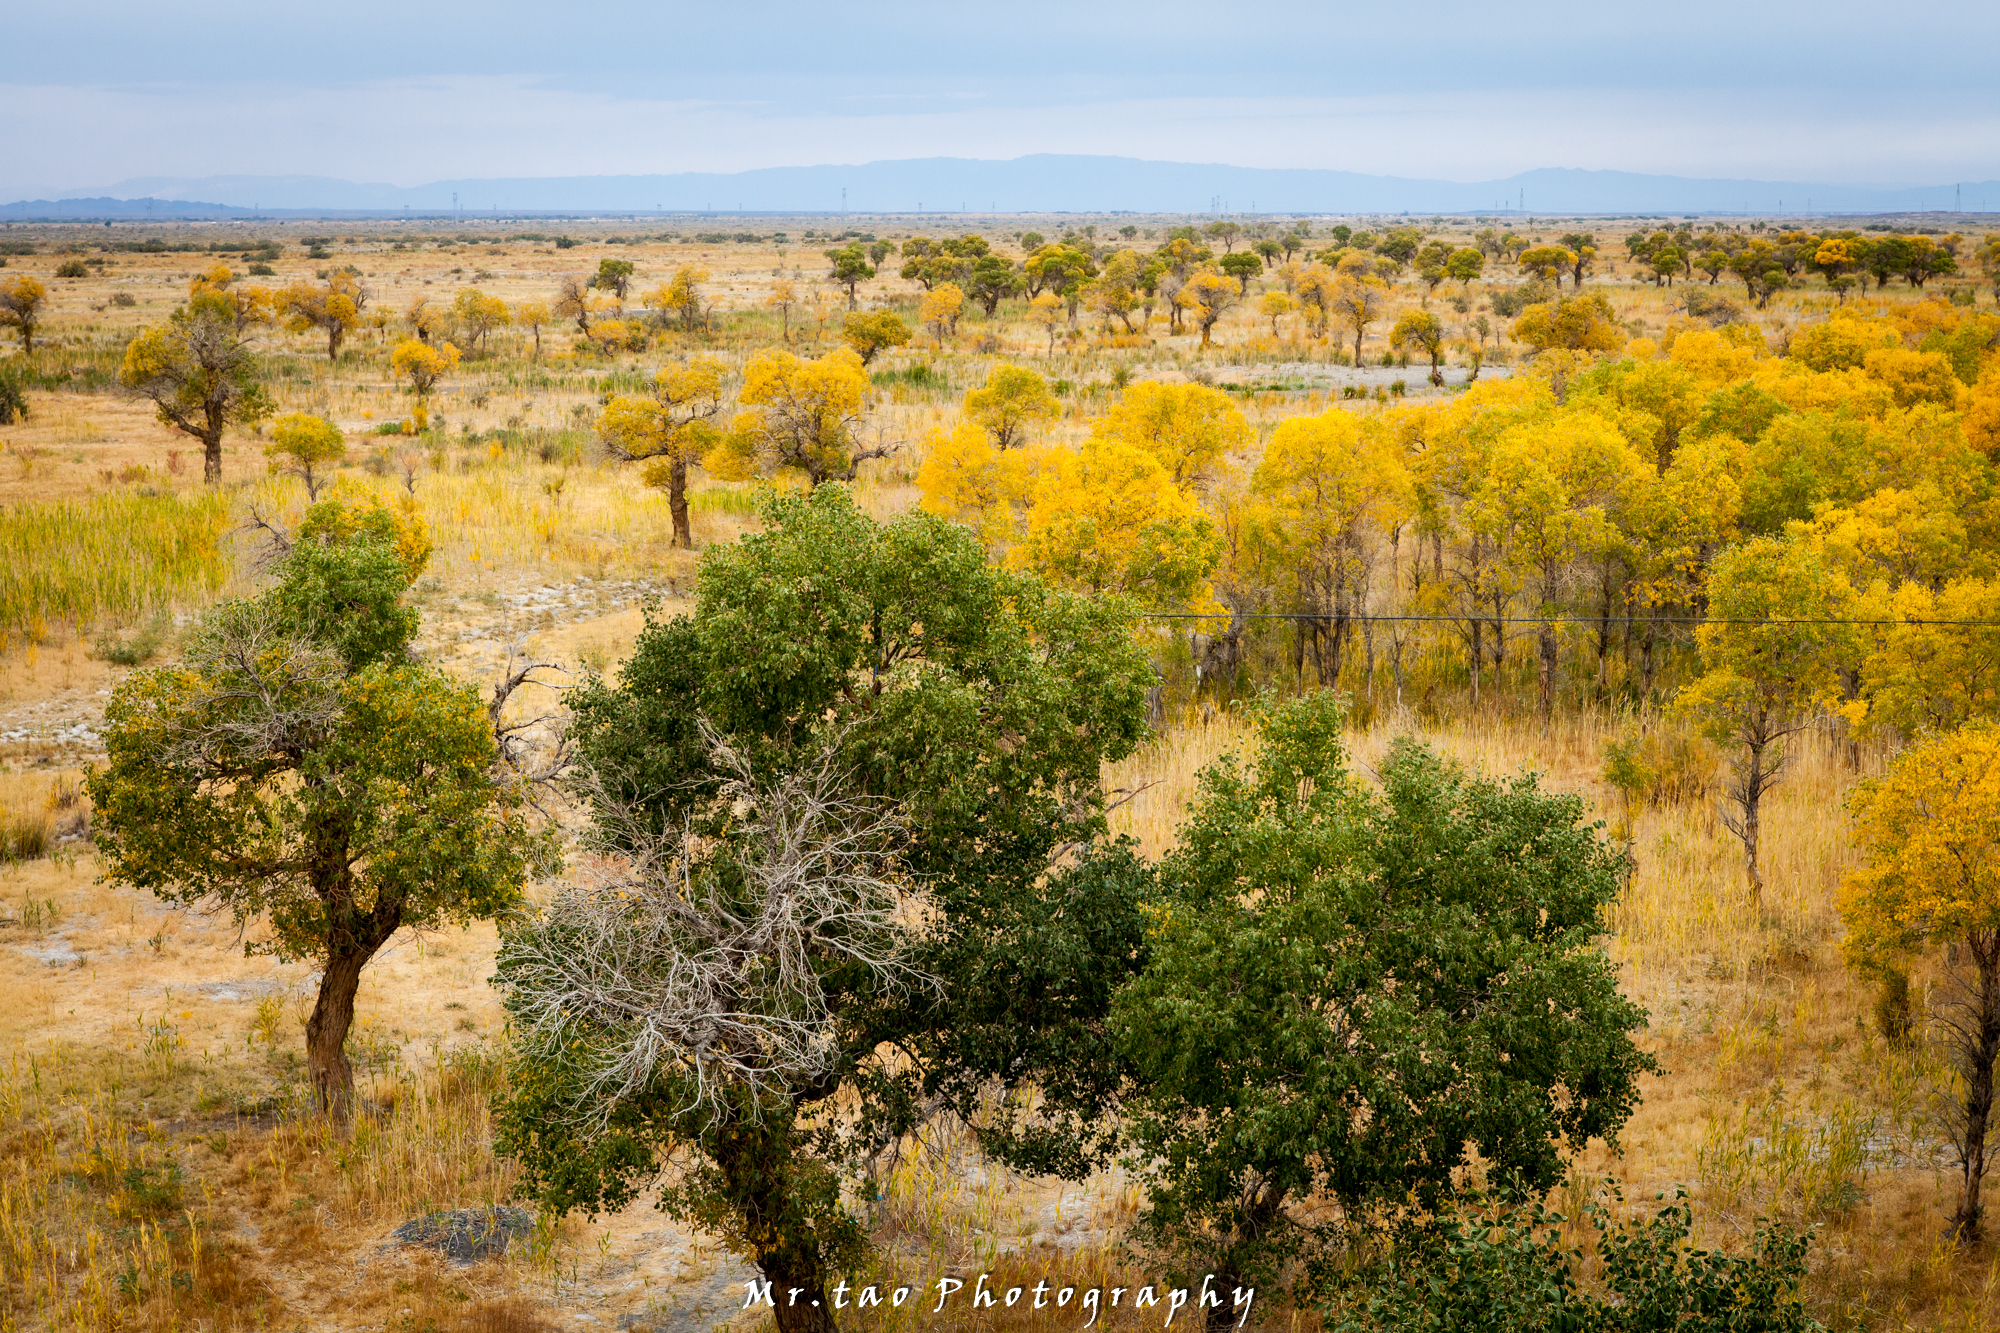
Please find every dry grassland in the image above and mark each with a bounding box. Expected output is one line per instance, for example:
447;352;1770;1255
0;211;1995;1331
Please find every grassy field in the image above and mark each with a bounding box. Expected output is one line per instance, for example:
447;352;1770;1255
0;209;1996;1331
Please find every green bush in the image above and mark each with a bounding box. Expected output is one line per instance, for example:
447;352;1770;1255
55;259;90;278
1329;1188;1822;1333
92;617;168;666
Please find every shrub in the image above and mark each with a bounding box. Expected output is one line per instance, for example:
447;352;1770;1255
108;291;136;307
92;617;168;666
247;262;275;276
1328;1188;1822;1333
0;367;27;425
1490;278;1555;318
0;804;53;862
55;259;90;279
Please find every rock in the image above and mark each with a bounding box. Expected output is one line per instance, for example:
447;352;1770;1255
619;1260;762;1333
192;979;281;1002
391;1207;536;1264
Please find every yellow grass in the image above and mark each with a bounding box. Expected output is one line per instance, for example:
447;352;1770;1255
0;491;232;645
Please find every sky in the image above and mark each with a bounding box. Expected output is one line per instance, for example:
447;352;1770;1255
5;0;1999;198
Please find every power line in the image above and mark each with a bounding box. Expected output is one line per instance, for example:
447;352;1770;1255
1137;612;2000;628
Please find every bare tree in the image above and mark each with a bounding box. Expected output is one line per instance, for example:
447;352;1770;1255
501;723;928;1131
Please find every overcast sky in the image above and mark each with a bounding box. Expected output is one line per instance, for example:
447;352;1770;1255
6;0;1998;196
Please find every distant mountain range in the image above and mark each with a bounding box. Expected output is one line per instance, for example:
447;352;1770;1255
9;156;1999;219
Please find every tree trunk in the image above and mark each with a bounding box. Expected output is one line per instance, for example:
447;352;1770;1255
1537;620;1557;729
1640;614;1658;698
1469;615;1482;707
306;948;368;1121
327;324;343;361
668;458;693;550
1205;1182;1285;1333
201;407;225;485
1739;741;1766;901
762;1253;838;1333
1952;935;2000;1242
713;1117;839;1333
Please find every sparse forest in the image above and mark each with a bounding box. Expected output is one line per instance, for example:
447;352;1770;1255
1;207;1999;1333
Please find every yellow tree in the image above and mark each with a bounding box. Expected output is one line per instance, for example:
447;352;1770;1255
1841;723;2000;1240
920;282;965;346
1513;292;1624;355
278;272;365;360
1625;433;1740;695
514;298;551;358
1471;410;1648;725
451;289;510;353
1860;578;2000;737
1091;379;1250;491
391;338;459;432
1675;537;1858;898
1247;409;1411;686
265;411;347;500
1259;290;1294;338
840;311;910;365
1015;436;1221;610
646;266;710;333
766;278;798;342
715;347;879;487
599;358;728;549
1292;261;1337;339
962;364;1058;450
119;290;274;484
1028;292;1064;355
1087;248;1144;333
1517;245;1578;287
190;263;274;335
916;420;1009;543
1330;272;1390;366
1178;267;1241;348
405;295;450;344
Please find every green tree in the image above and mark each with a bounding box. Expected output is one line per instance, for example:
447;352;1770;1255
494;487;1152;1333
87;504;543;1119
120;290;274;484
1390;309;1447;385
1558;232;1598;286
1219;250;1263;294
825;244;876;309
1025;243;1098;322
965;253;1022;316
1444;246;1485;290
1114;695;1654;1327
1676;537;1857;899
591;258;636;303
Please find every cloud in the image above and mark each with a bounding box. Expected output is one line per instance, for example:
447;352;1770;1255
5;77;1998;200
